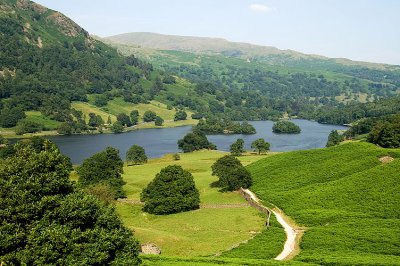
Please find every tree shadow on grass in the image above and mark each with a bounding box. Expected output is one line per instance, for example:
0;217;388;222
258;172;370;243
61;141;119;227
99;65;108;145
209;180;229;192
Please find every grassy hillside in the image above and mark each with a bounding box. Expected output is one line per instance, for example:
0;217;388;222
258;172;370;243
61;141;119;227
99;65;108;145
241;142;400;265
116;151;273;257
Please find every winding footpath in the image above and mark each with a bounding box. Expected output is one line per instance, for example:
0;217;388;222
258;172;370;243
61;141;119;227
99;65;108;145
241;189;304;261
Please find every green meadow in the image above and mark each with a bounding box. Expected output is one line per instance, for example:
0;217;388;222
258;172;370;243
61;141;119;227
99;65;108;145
117;151;273;257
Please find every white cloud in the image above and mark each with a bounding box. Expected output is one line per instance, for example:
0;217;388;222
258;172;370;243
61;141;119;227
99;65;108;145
249;4;275;13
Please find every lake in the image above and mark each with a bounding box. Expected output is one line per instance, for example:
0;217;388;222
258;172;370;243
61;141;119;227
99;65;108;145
49;119;348;164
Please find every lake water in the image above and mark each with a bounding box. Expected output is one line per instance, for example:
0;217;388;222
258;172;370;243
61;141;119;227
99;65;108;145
49;119;347;164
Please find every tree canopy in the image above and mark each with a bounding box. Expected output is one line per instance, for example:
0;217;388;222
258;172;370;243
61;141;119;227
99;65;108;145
251;138;270;154
140;165;200;214
77;147;126;198
126;145;148;165
326;130;344;147
367;115;400;148
177;131;216;152
230;138;245;156
272;120;301;134
211;155;252;191
0;141;140;265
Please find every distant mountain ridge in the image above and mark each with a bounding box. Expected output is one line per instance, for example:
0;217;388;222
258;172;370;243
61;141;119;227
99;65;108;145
105;32;397;69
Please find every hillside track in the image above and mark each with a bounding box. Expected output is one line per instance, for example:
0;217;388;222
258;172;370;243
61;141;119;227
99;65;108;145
241;188;305;260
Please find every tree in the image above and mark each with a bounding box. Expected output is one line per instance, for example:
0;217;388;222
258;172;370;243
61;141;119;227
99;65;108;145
130;110;139;125
178;131;216;152
272;120;301;134
117;113;132;127
155;116;164;126
111;121;124;133
140;165;200;214
57;122;73;135
230;138;245;156
0;107;26;128
326;130;344;147
126;145;148;165
0;142;141;265
143;110;157;122
211;155;252;191
15;119;42;135
77;147;126;198
88;113;104;127
107;115;112;125
174;110;187;121
367;117;400;148
251;138;270;154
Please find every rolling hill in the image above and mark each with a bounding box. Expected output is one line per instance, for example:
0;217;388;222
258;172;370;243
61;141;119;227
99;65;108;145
105;32;399;70
231;142;400;265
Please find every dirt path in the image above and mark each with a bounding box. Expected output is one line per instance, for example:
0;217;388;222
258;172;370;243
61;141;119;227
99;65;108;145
241;188;303;261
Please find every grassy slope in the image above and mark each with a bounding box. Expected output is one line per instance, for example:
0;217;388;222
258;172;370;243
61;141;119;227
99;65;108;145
117;151;271;257
72;97;197;128
244;142;400;265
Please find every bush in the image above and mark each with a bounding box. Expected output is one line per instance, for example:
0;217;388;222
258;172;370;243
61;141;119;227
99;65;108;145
272;120;301;134
211;155;252;191
126;145;147;165
140;165;200;214
77;147;126;198
178;131;216;152
57;122;73;135
173;153;181;161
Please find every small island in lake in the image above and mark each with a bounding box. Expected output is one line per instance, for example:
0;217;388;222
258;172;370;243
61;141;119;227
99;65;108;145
272;120;301;134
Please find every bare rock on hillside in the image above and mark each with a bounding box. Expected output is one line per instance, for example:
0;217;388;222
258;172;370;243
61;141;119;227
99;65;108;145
141;243;161;255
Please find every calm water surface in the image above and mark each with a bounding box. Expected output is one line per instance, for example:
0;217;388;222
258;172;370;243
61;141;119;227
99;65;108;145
49;119;347;164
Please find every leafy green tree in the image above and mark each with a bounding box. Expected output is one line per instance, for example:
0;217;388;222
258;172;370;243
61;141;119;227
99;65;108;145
272;121;301;134
117;113;132;127
251;138;270;154
178;131;216;152
143;110;157;122
130;110;139;125
57;122;73;135
111;121;124;133
94;95;108;107
140;165;200;214
174;110;187;121
0;143;140;265
155;116;164;126
326;130;344;147
211;155;252;191
88;113;104;127
230;138;245;156
0;107;26;128
77;147;126;198
126;145;148;165
367;117;400;148
15;119;42;135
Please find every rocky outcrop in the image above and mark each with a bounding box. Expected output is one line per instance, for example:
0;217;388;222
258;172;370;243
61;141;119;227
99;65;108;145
141;243;161;255
47;12;88;37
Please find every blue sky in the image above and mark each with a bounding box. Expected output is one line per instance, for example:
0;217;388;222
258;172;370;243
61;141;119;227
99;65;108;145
34;0;400;65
